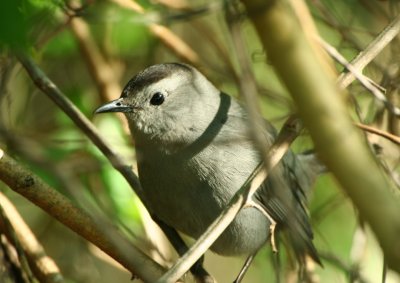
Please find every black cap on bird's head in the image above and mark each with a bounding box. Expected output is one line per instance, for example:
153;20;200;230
94;63;193;115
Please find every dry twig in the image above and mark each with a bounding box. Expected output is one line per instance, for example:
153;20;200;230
338;14;400;89
320;37;400;117
355;122;400;145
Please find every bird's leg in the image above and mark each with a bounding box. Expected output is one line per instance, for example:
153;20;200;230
152;215;215;282
269;220;278;253
245;201;278;252
233;254;256;283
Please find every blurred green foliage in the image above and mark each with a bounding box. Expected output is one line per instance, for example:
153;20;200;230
0;0;59;49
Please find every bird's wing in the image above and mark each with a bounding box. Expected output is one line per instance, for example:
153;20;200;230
253;149;321;264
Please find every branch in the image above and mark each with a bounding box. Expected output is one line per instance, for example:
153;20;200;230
0;192;64;283
156;117;301;283
240;0;400;274
0;148;165;282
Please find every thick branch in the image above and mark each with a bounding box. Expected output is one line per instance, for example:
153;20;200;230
240;0;400;273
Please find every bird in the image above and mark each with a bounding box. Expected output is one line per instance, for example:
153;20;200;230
94;63;321;274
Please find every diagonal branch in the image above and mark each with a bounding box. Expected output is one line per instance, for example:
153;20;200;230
319;37;400;117
16;53;146;203
338;14;400;88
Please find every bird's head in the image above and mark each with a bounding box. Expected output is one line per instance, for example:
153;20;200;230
95;63;222;149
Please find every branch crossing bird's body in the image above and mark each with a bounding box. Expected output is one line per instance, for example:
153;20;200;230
95;63;320;262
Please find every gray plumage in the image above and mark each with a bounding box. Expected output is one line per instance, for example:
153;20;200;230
95;63;320;262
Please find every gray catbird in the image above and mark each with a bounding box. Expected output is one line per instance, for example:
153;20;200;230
95;63;320;266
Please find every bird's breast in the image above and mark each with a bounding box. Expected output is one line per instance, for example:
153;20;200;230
137;142;270;256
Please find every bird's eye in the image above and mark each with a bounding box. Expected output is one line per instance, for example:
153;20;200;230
150;92;165;106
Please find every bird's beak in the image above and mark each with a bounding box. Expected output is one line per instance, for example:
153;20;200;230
94;98;133;114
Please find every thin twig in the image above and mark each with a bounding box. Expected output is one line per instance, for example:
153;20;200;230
338;14;400;88
355;122;400;145
319;37;400;117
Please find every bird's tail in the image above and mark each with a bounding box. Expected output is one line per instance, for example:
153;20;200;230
284;218;322;266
